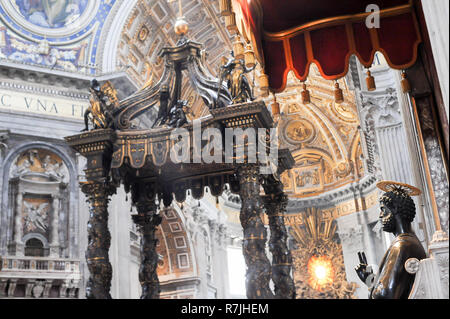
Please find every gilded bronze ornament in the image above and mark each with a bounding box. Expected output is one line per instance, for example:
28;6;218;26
83;80;119;132
219;50;256;105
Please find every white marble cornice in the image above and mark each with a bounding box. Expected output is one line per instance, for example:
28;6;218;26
287;175;378;211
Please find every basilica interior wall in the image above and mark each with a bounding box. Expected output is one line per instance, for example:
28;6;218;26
0;0;447;300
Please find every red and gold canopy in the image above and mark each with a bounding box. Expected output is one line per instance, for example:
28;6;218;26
232;0;421;92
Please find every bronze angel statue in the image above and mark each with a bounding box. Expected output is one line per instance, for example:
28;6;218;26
82;80;119;131
218;51;255;105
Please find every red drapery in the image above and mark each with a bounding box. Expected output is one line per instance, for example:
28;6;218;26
235;0;421;92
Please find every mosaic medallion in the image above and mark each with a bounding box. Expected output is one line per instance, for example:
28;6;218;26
13;0;90;29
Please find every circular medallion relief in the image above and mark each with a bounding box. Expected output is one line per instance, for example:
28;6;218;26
284;119;316;144
1;0;100;39
331;101;357;123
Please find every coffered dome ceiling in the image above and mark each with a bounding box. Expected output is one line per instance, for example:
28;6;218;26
274;67;364;198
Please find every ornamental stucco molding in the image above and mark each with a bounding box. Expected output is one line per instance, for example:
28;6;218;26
287;175;378;212
98;0;138;74
0;64;92;99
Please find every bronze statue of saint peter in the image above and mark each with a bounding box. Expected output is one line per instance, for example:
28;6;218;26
355;181;426;299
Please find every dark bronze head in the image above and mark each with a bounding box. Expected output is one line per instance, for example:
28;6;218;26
91;79;101;92
177;100;188;108
379;187;416;233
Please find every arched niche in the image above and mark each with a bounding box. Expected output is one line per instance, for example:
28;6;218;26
3;146;74;258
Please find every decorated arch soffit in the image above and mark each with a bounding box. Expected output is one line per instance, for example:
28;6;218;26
155;207;195;282
276;66;364;199
0;0;117;74
116;0;234;119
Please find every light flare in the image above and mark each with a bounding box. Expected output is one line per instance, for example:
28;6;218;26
307;255;335;291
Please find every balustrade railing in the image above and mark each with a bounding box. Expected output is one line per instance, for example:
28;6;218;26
0;256;80;273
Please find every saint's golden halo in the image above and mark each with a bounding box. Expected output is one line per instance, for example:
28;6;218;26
376;181;422;196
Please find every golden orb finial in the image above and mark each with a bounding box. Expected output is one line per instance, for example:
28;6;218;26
174;16;189;36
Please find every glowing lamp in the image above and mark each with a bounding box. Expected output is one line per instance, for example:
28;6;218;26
307;255;335;291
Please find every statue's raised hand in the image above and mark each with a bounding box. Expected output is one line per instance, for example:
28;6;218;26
355;251;373;285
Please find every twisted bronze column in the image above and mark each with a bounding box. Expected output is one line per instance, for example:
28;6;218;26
81;180;116;299
237;165;274;299
132;185;162;299
264;192;296;299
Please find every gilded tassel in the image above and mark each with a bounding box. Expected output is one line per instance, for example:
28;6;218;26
244;44;256;69
334;82;344;103
219;0;232;16
216;196;220;209
366;70;376;91
271;93;280;116
233;35;244;60
225;12;238;34
259;73;269;97
401;71;411;93
301;82;311;104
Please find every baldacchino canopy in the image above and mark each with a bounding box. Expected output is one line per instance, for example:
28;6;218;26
230;0;421;92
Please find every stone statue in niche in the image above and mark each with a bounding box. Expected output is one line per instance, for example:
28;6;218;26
82;80;119;131
11;150;66;181
42;155;64;179
219;51;255;104
23;201;49;233
11;150;40;177
14;157;32;176
355;181;426;299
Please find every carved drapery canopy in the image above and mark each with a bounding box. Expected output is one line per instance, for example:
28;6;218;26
232;0;421;92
